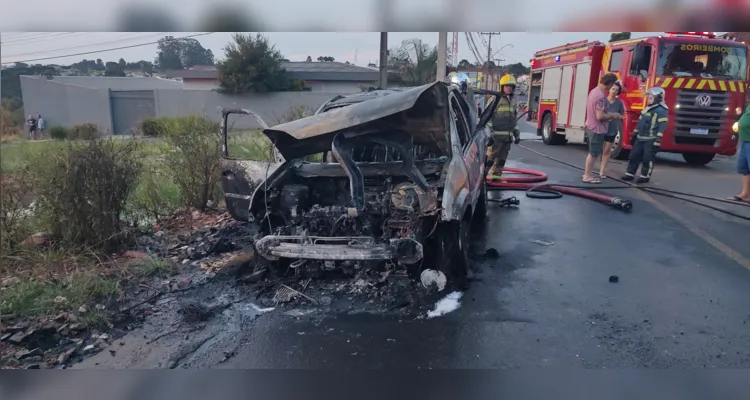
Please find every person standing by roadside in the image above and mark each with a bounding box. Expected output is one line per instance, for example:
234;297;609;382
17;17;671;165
36;114;45;138
487;74;521;179
583;73;622;184
26;115;38;140
599;81;625;179
728;105;750;202
621;87;668;184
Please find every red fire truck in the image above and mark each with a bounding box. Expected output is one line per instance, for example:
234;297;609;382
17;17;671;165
527;32;749;165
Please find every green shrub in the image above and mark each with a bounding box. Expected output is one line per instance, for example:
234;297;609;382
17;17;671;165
69;123;101;140
140;118;162;137
0;168;35;254
49;125;69;140
33;139;142;251
126;161;182;226
162;115;222;210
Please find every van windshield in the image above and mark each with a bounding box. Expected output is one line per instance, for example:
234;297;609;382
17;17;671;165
656;41;748;80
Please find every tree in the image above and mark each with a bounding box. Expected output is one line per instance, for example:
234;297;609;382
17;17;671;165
104;61;126;77
317;56;335;62
458;59;472;69
306;55;312;62
501;62;530;76
118;58;127;70
609;32;631;42
154;36;213;71
179;37;214;68
216;33;304;94
95;59;105;71
387;38;450;86
155;36;185;70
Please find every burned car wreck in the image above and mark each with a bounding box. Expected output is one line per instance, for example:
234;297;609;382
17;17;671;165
220;82;499;287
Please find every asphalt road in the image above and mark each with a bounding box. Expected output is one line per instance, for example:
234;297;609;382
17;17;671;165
77;116;750;369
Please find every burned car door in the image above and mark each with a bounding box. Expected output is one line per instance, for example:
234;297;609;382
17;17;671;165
219;108;282;222
441;92;476;220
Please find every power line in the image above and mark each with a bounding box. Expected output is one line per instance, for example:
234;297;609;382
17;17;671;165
2;32;216;64
1;33;86;45
0;32;74;42
4;33;168;59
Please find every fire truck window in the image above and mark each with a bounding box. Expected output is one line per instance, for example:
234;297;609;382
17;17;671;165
656;42;748;80
630;45;652;77
609;50;623;72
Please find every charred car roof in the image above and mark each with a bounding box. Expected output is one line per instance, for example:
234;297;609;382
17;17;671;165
263;82;451;160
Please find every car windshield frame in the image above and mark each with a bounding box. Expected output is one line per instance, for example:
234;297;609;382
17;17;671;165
655;40;748;81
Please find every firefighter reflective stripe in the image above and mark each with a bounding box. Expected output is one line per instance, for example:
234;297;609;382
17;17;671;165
657;118;667;123
657;132;664;137
495;105;513;111
655;78;746;92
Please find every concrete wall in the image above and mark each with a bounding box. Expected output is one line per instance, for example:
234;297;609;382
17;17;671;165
49;76;182;90
304;80;376;93
20;76;113;132
181;79;376;93
153;89;347;129
21;75;359;133
182;79;220;91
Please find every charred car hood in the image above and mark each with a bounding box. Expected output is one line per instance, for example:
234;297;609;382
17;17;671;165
263;82;450;160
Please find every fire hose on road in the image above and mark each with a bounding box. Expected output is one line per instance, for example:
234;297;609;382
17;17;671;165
486;168;634;211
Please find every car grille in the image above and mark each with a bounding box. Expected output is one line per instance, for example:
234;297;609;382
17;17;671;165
674;89;729;144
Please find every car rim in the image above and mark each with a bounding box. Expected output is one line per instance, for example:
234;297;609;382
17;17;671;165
612;131;621;154
543;120;551;138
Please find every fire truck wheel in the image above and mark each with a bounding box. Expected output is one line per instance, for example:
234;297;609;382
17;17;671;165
541;112;564;145
681;152;716;166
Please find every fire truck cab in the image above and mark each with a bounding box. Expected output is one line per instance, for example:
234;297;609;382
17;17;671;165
527;32;749;165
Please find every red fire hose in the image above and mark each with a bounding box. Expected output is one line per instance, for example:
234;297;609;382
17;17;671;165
486;167;633;211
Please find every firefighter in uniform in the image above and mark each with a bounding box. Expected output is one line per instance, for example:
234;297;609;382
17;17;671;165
487;74;521;178
622;87;668;184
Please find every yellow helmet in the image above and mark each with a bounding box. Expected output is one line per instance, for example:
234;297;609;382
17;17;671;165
499;74;516;87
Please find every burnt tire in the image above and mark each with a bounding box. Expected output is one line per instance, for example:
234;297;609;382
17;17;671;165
682;152;715;166
473;179;488;226
437;218;470;290
541;112;565;145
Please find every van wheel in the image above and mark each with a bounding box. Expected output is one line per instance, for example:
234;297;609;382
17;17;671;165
437;218;470;290
611;131;630;160
682;152;715;166
541;113;564;145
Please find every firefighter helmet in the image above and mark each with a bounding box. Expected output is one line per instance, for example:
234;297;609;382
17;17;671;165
499;74;516;88
646;87;665;105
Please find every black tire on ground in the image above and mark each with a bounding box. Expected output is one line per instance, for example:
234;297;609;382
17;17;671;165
436;217;470;290
682;152;716;166
541;112;565;145
611;131;630;161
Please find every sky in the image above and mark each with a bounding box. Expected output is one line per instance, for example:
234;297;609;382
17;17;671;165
0;32;659;68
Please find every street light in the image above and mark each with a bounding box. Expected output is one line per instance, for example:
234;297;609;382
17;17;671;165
492;44;514;59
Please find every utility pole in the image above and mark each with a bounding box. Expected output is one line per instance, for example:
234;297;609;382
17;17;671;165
379;32;388;89
480;32;500;89
437;32;447;82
